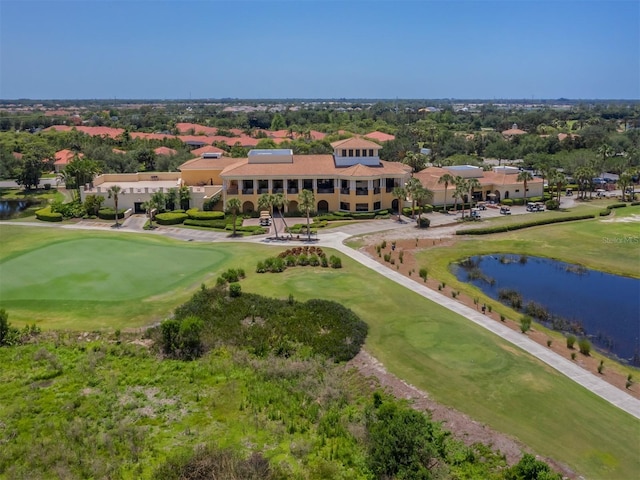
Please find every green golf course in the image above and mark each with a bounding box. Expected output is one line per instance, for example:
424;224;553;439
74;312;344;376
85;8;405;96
0;223;639;478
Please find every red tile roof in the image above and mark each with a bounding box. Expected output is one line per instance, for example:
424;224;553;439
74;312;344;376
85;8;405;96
54;149;83;166
176;122;219;136
179;157;243;171
190;145;226;157
331;137;382;150
364;131;395;142
154;146;177;156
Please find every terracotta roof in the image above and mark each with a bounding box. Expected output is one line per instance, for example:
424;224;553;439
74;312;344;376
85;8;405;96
179;157;243;171
154;146;177;156
330;137;382;150
176;122;219;135
190;145;226;157
54;149;83;166
177;135;213;145
502;128;527;136
131;132;175;141
415;167;543;190
44;125;124;139
364;131;395;142
220;155;408;178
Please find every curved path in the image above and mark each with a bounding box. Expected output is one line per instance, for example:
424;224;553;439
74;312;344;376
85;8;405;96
3;214;639;419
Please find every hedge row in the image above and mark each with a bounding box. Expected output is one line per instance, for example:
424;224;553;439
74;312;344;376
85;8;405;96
599;202;628;216
402;205;433;216
316;210;390;221
97;208;127;220
186;209;225;220
225;225;265;234
35;206;63;222
155;212;189;225
457;214;595;235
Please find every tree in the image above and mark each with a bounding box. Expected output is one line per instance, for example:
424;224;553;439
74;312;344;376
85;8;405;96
16;155;42;190
548;170;565;202
405;177;423;219
618;170;633;201
596;144;614;177
413;184;433;227
438;173;455;213
574;166;595;200
258;193;284;239
298;189;315;242
83;194;104;216
453;178;467;218
392;186;406;222
59;156;100;194
466;178;482;214
166;187;178;210
402;151;427;173
179;185;191;210
270;113;286;131
107;185;123;227
517;170;534;204
226;198;242;237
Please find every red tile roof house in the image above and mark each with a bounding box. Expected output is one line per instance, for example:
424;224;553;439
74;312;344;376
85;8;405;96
154;146;177;156
53;149;84;173
364;131;396;142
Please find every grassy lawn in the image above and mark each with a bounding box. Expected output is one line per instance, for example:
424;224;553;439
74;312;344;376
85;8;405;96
1;224;639;478
0;226;275;329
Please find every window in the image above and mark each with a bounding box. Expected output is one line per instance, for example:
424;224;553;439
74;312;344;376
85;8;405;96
355;149;360;157
373;201;381;210
303;179;313;190
356;203;368;211
369;149;374;157
348;149;354;157
340;202;350;211
341;149;346;157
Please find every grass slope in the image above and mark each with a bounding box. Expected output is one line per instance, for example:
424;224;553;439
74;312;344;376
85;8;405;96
1;224;639;478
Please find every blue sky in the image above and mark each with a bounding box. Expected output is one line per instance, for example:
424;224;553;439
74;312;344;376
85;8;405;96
1;0;638;99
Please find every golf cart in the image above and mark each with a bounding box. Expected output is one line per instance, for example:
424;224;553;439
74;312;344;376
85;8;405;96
499;206;511;215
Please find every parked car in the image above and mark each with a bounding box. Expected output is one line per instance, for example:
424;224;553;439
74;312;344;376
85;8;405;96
470;208;481;219
500;206;511;215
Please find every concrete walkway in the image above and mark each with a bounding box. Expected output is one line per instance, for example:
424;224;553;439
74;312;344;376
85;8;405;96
3;214;639;419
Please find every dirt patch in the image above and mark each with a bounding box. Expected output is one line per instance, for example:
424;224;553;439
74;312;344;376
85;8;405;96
361;228;640;401
348;349;576;477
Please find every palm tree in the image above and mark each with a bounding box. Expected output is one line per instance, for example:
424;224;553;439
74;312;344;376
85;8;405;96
452;179;467;218
596;144;614;177
178;185;191;210
405;177;422;219
298;189;315;242
142;200;154;228
258;193;275;237
226;198;242;237
413;185;434;227
107;185;123;227
59;156;100;196
466;178;482;213
517;170;534;204
166;188;178;211
392;186;406;222
549;170;565;202
438;173;455;214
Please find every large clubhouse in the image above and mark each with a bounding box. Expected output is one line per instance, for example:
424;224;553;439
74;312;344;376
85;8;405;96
82;137;543;214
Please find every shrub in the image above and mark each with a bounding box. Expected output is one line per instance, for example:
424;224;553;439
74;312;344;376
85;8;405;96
578;338;591;355
547;339;552;347
545;199;560;210
183;219;228;228
35;206;63;222
417;217;430;228
97;208;128;220
566;335;576;349
500;314;505;322
186;209;225;220
329;255;342;269
229;282;242;297
155;212;188;225
419;268;428;282
520;315;532;333
607;202;627;209
599;208;612;216
457;214;594;235
571;352;576;360
597;360;604;374
501;199;514;206
381;240;387;249
321;255;329;268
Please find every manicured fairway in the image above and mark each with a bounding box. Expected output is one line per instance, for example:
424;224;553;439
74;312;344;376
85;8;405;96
1;224;639;478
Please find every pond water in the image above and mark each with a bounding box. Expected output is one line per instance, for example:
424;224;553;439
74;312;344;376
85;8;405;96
453;255;640;365
0;200;30;220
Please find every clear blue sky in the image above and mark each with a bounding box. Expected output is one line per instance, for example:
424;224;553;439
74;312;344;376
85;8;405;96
1;0;638;99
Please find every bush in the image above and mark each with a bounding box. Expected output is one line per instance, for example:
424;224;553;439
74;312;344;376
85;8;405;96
501;199;514;206
578;337;591;355
35;206;63;222
419;268;428;282
599;208;612;216
183;219;228;228
186;209;225;220
97;208;128;220
229;282;242;297
417;217;430;228
512;198;525;206
155;212;188;225
545;199;560;210
457;214;594;235
520;315;532;333
607;202;627;209
566;335;576;349
329;255;342;269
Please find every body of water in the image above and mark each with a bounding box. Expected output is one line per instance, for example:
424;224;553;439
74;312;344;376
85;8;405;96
453;254;640;364
0;200;30;220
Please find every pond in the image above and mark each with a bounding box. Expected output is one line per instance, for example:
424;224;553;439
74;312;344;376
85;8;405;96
453;254;640;365
0;200;31;220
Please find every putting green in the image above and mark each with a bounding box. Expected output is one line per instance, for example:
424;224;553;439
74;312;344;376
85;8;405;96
1;238;225;301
